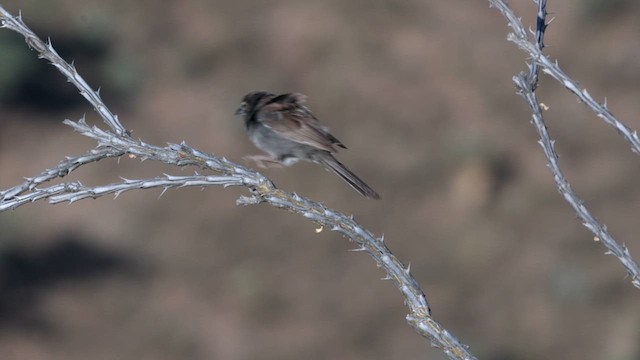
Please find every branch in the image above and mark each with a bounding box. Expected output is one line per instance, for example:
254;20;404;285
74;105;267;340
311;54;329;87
527;0;547;89
0;147;124;203
514;74;640;288
0;6;478;359
0;6;128;136
491;0;640;288
489;0;640;155
2;174;246;206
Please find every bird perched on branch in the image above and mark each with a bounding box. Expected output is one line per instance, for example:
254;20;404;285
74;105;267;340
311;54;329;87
235;91;380;199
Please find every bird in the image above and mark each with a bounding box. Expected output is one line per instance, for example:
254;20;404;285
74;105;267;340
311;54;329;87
235;91;380;199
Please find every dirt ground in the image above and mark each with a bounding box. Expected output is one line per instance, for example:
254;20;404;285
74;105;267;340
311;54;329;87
1;1;639;359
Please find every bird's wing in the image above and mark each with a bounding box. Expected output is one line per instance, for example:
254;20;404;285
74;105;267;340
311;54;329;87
258;94;346;152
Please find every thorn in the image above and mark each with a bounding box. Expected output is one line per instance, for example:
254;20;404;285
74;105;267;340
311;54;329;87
349;246;367;252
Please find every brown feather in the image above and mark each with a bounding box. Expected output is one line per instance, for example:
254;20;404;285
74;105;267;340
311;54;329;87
258;96;345;152
236;91;379;199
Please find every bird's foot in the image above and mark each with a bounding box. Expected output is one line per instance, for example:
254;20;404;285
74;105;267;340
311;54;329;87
242;155;282;169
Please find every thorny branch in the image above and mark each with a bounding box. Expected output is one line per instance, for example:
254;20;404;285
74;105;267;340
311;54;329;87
0;7;127;136
489;0;640;155
0;5;479;360
490;0;640;288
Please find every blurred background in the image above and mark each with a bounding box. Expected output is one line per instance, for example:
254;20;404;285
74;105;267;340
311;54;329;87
1;1;640;359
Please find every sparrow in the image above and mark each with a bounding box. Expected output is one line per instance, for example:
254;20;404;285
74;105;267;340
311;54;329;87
235;91;380;199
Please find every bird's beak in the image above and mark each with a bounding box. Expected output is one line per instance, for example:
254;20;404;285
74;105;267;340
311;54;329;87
235;102;246;116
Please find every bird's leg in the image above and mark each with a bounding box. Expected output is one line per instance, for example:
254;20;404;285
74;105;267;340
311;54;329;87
242;155;283;168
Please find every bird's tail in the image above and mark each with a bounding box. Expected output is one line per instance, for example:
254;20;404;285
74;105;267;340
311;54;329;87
318;154;381;199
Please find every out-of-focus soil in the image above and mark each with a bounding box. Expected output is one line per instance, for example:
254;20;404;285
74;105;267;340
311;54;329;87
1;1;639;359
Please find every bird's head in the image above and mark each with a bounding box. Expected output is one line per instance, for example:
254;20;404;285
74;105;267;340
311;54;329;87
235;91;274;117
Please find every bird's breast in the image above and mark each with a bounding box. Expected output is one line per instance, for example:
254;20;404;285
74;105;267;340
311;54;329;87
248;123;313;162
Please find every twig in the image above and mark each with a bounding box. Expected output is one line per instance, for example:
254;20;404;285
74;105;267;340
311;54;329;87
527;0;547;89
0;6;128;136
0;147;124;203
492;0;640;288
514;74;640;288
489;0;640;155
